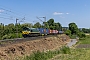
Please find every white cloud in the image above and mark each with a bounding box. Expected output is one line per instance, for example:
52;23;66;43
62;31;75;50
0;10;4;13
60;16;65;18
66;13;69;14
53;12;64;15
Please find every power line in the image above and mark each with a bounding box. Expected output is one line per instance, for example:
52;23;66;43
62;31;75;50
0;13;14;19
0;7;25;18
0;11;24;19
0;8;25;22
0;4;26;19
0;16;13;20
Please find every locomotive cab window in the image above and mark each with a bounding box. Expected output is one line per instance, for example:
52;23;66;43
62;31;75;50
23;27;30;31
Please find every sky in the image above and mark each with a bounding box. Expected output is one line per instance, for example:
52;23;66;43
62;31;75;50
0;0;90;28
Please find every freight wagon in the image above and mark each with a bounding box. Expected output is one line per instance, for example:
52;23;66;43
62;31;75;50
38;28;49;35
22;27;64;38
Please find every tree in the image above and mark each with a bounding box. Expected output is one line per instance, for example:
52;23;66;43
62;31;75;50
81;28;90;33
47;19;54;26
21;23;33;28
69;22;79;34
65;30;71;35
7;23;15;33
47;19;55;29
54;22;62;30
77;32;86;38
0;23;4;39
33;22;42;28
43;22;49;29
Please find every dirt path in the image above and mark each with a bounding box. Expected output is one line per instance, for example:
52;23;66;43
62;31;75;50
76;44;90;48
67;39;77;47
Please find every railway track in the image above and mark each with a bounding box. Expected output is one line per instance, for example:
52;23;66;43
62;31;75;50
0;35;59;47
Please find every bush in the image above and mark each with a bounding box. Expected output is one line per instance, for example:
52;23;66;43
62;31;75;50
2;33;23;39
78;32;86;38
86;35;90;38
60;46;71;54
19;46;71;60
2;34;8;39
23;50;54;60
65;30;71;35
69;35;77;39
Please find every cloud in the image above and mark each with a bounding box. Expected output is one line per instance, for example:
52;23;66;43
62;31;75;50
53;12;64;15
60;16;65;18
0;10;4;13
66;13;69;14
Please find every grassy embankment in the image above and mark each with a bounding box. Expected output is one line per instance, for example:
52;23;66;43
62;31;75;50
48;35;90;60
16;46;71;60
16;35;90;60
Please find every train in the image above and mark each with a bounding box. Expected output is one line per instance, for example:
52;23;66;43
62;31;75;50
22;27;64;38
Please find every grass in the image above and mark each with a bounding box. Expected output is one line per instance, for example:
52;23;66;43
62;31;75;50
49;35;90;60
16;46;71;60
79;37;90;44
69;35;77;39
16;35;90;60
20;47;90;60
51;48;90;60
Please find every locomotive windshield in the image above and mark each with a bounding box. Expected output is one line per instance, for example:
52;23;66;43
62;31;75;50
23;27;39;32
29;28;39;32
23;27;30;31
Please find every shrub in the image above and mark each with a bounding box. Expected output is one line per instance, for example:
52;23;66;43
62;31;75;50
2;34;8;39
2;33;23;39
78;32;86;38
60;46;71;54
69;35;77;39
65;30;71;35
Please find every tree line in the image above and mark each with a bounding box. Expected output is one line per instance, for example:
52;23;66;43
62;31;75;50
0;18;62;39
65;22;86;39
0;18;87;40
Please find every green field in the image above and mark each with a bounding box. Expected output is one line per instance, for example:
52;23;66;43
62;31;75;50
50;48;90;60
79;37;90;44
49;36;90;60
18;47;90;60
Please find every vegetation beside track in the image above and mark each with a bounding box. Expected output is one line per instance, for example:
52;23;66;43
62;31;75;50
48;35;90;60
79;35;90;44
49;48;90;60
16;46;71;60
17;46;90;60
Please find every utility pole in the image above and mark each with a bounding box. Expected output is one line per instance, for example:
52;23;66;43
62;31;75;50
43;17;46;28
16;18;19;38
36;16;46;37
16;17;25;38
43;17;46;36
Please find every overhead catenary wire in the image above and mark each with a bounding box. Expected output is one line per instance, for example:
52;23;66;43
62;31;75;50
0;6;26;25
0;4;26;21
0;13;14;19
0;16;13;20
0;7;25;18
0;10;24;19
